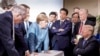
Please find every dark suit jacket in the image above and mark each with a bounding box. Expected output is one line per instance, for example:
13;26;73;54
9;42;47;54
48;22;55;50
14;24;29;56
72;22;80;37
73;36;99;56
0;11;19;56
15;21;32;55
71;22;80;45
19;21;32;37
85;19;95;26
87;15;96;26
51;20;72;49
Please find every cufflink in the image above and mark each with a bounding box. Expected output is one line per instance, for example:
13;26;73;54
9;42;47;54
52;27;56;29
78;55;81;56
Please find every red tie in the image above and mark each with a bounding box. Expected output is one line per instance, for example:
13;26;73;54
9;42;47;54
78;22;83;34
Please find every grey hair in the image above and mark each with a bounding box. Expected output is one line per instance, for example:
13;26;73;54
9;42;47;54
10;5;26;16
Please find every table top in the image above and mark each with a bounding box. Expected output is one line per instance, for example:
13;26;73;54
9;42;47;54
31;50;64;56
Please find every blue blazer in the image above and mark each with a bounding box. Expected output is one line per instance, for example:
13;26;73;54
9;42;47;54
26;22;49;52
51;20;72;49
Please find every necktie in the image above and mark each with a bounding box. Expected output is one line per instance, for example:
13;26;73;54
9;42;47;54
83;40;86;47
78;22;83;34
72;23;75;34
60;21;63;26
49;22;52;28
26;22;29;32
13;20;15;41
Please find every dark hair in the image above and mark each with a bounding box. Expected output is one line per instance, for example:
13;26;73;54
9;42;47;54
72;12;79;18
49;11;57;16
60;8;68;15
2;4;14;10
73;7;80;10
20;4;30;9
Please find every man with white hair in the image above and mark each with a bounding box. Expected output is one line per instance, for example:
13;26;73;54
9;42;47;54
0;5;26;56
14;4;31;56
78;9;95;35
73;25;99;56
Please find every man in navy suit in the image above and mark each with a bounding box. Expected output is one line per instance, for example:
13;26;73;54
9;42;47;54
0;5;26;56
48;11;57;50
73;25;99;56
15;4;31;56
19;20;32;38
51;8;72;56
19;4;32;38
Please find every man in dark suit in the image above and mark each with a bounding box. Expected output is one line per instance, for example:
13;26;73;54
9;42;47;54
19;20;32;38
51;8;72;56
73;25;99;56
71;12;80;56
48;11;57;49
15;4;31;56
15;24;29;56
78;9;95;35
0;5;26;56
19;4;32;38
71;12;80;37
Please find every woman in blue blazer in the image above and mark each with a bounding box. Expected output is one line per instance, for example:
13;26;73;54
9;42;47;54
25;14;49;53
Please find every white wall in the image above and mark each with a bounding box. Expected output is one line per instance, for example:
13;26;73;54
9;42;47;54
16;0;63;22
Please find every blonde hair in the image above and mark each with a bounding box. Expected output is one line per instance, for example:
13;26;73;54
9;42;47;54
36;14;48;24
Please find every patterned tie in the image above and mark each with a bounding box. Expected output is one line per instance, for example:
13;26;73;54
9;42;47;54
78;22;83;34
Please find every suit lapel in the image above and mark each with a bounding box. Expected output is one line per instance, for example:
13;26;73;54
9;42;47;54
83;40;88;48
82;36;92;48
80;39;84;48
56;20;60;29
22;22;26;33
60;20;67;28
